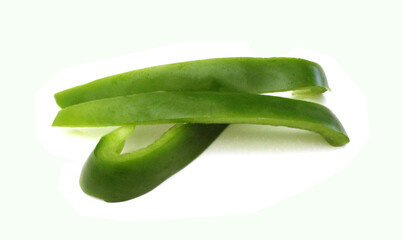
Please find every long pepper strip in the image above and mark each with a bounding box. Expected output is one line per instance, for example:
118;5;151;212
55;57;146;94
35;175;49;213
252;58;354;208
53;91;349;147
54;57;328;108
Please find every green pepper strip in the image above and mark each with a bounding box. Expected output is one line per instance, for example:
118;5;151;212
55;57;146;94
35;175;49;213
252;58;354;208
54;57;329;108
80;124;226;202
53;58;337;202
53;91;348;146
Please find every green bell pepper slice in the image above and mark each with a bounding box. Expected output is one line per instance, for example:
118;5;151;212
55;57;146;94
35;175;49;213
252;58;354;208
80;124;226;202
53;91;348;146
54;57;329;108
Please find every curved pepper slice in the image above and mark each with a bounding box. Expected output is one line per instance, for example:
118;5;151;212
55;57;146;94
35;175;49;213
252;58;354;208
80;124;226;202
53;91;349;146
54;57;329;108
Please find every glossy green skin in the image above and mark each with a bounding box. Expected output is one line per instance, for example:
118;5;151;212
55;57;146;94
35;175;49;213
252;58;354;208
54;57;334;202
53;91;349;146
80;124;227;202
54;57;329;108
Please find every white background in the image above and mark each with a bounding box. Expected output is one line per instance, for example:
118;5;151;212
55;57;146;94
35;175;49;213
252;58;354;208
1;0;402;239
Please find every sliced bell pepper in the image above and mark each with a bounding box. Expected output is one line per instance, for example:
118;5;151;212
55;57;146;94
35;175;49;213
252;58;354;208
53;57;345;202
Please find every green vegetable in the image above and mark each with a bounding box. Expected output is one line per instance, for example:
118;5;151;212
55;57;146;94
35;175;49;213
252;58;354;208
80;124;226;202
54;57;329;108
53;57;345;202
53;91;348;147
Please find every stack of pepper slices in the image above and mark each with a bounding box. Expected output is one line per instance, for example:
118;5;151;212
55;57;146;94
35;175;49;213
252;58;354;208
52;57;349;202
